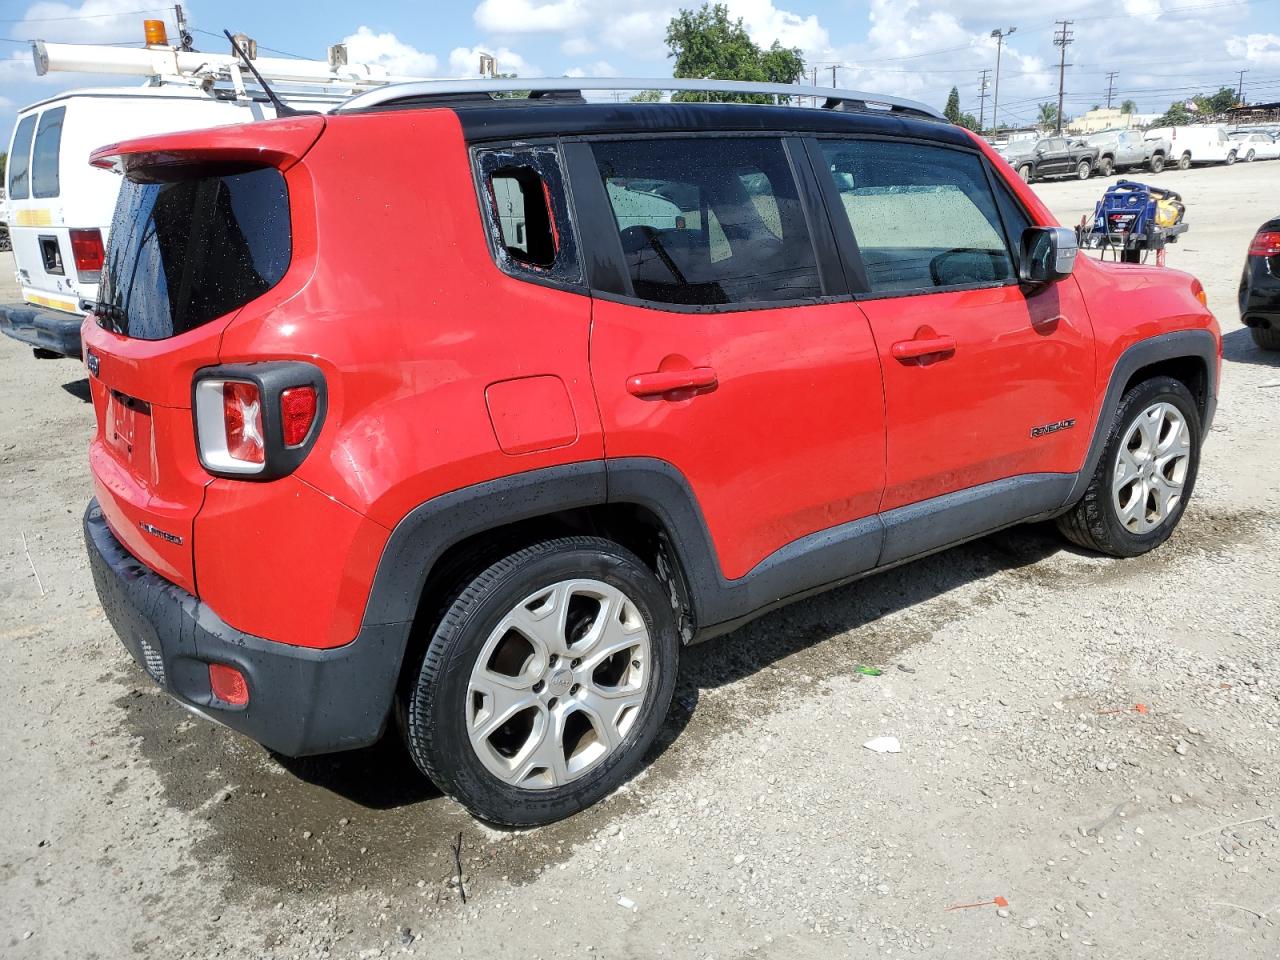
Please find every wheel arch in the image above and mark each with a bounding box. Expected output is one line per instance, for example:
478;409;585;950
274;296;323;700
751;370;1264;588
1061;329;1218;511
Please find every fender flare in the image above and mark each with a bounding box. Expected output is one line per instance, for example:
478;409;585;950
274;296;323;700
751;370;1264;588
1061;328;1218;509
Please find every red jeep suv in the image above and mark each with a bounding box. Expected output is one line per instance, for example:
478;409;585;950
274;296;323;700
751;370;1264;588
82;79;1220;825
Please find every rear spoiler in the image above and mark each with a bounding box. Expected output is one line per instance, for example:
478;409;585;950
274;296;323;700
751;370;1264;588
89;115;325;177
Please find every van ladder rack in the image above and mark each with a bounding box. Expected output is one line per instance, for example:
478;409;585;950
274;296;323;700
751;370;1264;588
337;78;945;121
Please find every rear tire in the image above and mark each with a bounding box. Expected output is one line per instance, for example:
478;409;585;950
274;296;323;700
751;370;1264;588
1076;159;1093;180
402;537;679;826
1057;377;1201;558
1149;153;1166;174
1251;324;1280;351
1178;152;1191;170
1098;156;1115;177
1246;149;1256;162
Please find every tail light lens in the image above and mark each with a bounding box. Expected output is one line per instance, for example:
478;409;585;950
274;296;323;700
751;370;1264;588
280;385;318;447
195;379;265;473
1249;231;1280;257
68;228;105;281
193;362;326;480
1191;279;1208;307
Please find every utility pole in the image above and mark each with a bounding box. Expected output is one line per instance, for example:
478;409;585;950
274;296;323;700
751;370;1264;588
990;26;1016;134
830;64;839;88
1053;19;1074;134
1236;69;1249;106
173;3;193;51
1105;71;1118;109
812;66;817;108
977;69;991;134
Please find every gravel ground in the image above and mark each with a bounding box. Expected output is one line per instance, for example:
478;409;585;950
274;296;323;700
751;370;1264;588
1;161;1278;960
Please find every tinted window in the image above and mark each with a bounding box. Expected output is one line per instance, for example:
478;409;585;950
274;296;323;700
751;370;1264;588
96;166;290;340
7;114;37;200
819;140;1015;294
592;138;821;306
31;106;65;199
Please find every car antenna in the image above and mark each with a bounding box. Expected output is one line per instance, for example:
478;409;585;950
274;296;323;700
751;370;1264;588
222;29;316;118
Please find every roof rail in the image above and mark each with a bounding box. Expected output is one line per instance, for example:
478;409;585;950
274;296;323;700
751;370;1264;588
336;77;945;121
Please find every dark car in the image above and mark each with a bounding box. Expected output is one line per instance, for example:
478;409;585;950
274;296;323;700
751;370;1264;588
1013;136;1098;183
1239;217;1280;350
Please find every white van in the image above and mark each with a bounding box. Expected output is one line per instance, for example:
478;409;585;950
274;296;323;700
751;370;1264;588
1144;124;1238;169
2;33;415;358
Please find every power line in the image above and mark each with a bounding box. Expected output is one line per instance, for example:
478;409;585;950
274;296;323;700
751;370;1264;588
0;8;170;23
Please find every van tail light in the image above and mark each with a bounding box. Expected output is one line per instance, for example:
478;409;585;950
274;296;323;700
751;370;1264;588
194;363;326;480
1249;231;1280;257
69;228;105;281
280;386;318;447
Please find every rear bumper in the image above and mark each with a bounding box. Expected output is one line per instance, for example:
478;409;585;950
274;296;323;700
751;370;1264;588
85;499;410;756
0;301;83;358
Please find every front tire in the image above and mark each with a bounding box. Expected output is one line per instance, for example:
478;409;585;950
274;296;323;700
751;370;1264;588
1077;159;1093;180
1018;164;1033;183
1226;150;1237;166
403;537;679;826
1057;377;1201;558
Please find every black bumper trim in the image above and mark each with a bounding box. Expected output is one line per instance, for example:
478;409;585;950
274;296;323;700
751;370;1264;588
85;500;410;756
0;301;84;358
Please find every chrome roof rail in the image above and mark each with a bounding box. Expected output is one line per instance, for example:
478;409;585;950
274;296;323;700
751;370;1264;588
336;77;945;121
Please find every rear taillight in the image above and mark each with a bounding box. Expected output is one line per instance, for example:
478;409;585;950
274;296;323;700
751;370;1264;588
208;663;249;706
280;386;318;447
196;379;265;473
1249;231;1280;257
193;363;326;480
69;228;105;281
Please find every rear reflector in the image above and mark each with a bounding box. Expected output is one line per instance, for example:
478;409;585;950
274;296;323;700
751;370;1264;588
280;385;318;447
1249;231;1280;257
69;228;105;280
208;663;249;706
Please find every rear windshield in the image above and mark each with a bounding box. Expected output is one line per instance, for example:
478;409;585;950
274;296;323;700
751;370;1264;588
31;106;65;198
96;166;291;340
7;114;37;200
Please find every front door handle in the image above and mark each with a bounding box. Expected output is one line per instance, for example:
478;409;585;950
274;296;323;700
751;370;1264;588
891;336;957;362
627;367;718;397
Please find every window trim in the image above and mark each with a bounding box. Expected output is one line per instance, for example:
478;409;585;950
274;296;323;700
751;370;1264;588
563;132;839;313
471;142;586;295
805;133;1029;302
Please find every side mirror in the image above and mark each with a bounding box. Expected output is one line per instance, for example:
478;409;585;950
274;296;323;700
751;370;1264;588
1019;226;1077;284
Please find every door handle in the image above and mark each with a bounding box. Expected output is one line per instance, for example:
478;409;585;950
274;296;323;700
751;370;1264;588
627;367;718;397
891;336;956;362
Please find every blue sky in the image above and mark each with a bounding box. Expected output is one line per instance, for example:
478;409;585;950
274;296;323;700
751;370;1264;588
3;0;1280;141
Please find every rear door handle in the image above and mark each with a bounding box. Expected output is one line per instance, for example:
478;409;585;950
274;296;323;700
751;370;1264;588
627;367;718;397
891;336;957;362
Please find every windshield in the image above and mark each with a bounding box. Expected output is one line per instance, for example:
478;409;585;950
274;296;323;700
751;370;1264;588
96;166;291;340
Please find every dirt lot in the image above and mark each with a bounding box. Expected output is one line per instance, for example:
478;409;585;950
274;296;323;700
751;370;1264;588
1;161;1278;960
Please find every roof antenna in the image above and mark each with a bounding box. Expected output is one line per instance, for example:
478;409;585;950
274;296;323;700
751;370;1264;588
223;28;316;117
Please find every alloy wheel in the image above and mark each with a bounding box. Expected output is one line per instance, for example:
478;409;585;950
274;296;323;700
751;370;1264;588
1112;401;1192;534
466;579;651;790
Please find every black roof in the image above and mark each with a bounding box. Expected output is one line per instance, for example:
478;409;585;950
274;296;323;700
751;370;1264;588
429;101;967;147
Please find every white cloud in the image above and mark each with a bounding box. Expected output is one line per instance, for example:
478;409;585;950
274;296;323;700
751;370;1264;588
474;0;591;34
728;0;828;53
449;44;539;78
8;0;160;45
561;35;595;57
563;60;618;78
341;26;440;77
1227;32;1280;66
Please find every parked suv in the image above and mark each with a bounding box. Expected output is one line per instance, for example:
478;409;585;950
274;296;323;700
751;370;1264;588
83;79;1220;826
1012;136;1098;182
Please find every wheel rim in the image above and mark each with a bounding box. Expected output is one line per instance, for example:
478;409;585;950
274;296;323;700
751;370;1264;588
467;578;651;790
1020;166;1031;182
1112;401;1192;534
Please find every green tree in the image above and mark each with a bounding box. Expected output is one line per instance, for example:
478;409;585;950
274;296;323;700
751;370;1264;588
0;152;6;181
629;89;662;102
665;3;805;103
492;72;529;99
944;86;961;123
1037;102;1059;129
1155;100;1194;126
1120;99;1137;114
958;112;979;131
1193;86;1237;115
